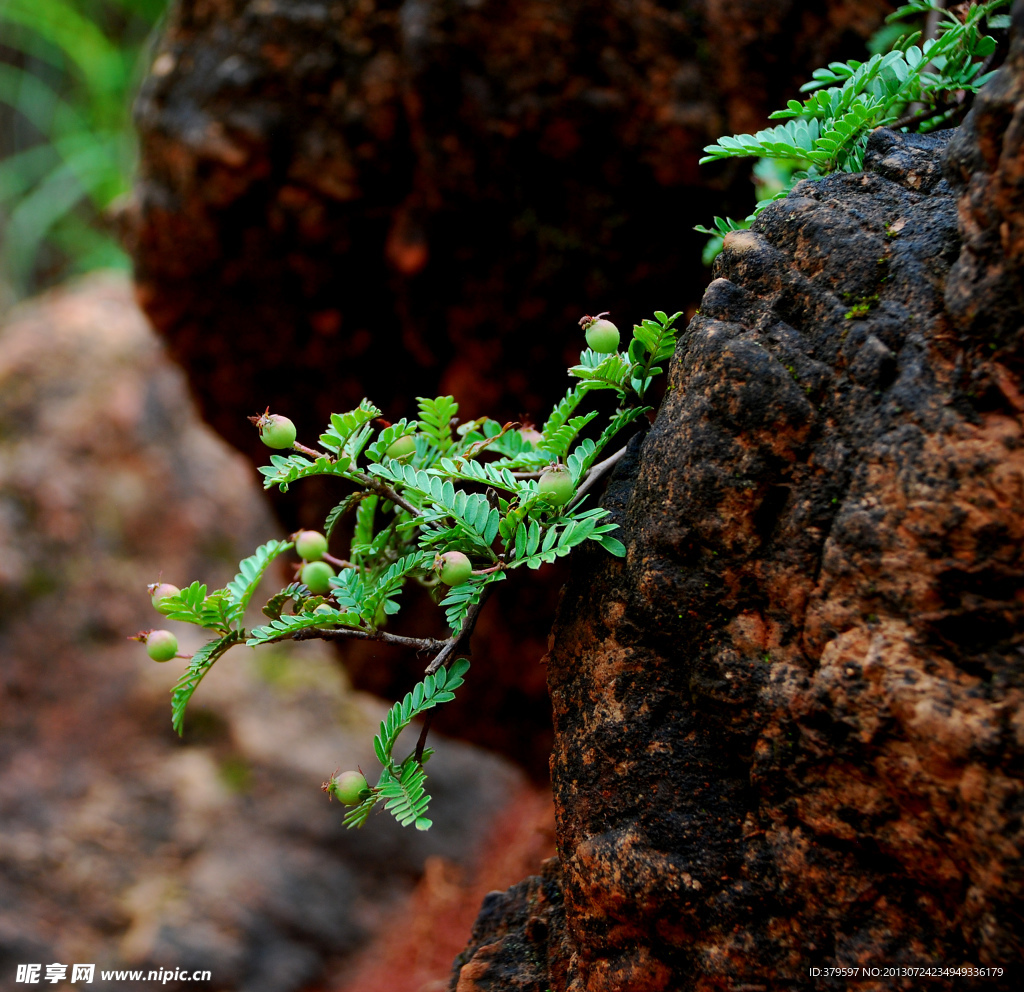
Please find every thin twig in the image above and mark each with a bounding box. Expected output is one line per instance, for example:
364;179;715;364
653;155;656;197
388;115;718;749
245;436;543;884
567;442;631;509
291;627;446;651
289;439;423;517
892;104;957;130
322;553;356;570
414;710;435;764
906;0;947;119
293;441;330;461
353;471;423;517
471;563;505;576
415;587;494;761
425;586;493;676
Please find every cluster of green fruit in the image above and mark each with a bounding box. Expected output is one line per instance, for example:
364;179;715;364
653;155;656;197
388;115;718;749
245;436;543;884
132;310;680;829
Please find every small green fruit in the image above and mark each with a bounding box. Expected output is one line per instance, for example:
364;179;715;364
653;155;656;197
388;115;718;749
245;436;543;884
301;561;335;594
585;318;620;353
146;629;178;662
150;583;180;609
332;770;368;805
539;466;574;506
258;413;297;449
385;434;416;461
295;530;328;561
519;427;544;447
437;551;472;586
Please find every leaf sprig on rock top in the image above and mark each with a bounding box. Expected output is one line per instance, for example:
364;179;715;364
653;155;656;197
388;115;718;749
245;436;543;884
695;1;1011;261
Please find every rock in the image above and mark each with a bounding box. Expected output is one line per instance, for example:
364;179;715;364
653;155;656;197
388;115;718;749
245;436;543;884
943;0;1024;380
0;274;526;991
452;26;1024;992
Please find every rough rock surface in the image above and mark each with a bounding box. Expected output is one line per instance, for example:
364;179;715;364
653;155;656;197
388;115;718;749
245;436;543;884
0;275;526;992
451;25;1024;992
124;0;893;779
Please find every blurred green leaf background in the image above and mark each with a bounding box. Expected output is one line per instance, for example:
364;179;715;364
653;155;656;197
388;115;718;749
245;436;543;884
0;0;166;304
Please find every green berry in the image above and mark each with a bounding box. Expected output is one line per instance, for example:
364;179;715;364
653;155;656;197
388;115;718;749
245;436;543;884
385;434;416;462
437;551;472;586
539;466;574;506
519;427;544;447
301;560;335;594
585;318;620;353
146;629;178;662
150;582;180;609
332;770;368;805
258;413;297;449
295;530;328;561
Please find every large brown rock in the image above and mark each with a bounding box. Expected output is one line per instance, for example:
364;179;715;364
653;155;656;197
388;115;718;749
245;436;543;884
451;15;1024;992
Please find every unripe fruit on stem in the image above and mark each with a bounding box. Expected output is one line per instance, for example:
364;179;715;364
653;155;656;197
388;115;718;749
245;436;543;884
437;551;472;586
385;434;416;462
585;318;620;353
539;466;574;506
146;630;178;662
150;583;180;609
257;413;297;449
295;530;328;561
301;561;335;594
333;770;368;805
519;427;544;447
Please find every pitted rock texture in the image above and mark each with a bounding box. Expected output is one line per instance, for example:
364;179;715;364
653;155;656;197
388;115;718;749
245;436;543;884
452;72;1024;992
944;0;1024;379
448;857;570;992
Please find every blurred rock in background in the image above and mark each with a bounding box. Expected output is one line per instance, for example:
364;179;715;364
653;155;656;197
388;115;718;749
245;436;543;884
0;273;548;992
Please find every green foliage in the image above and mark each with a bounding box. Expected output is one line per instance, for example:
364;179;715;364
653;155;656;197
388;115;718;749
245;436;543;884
144;312;680;830
0;0;167;295
170;630;243;736
696;1;1011;263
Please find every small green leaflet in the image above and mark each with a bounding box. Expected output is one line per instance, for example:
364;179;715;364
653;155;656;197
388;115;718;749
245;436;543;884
318;400;382;453
441;575;500;632
343;662;470;830
417;395;459;452
325;492;369;539
258;452;353;492
247;609;364;645
224;540;292;623
158;581;232;632
365;419;418;462
171;631;244;735
374;660;470;766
